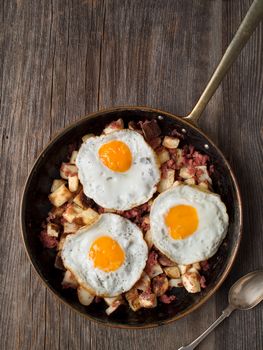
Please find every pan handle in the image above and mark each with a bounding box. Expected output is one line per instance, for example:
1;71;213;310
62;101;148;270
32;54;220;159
185;0;263;125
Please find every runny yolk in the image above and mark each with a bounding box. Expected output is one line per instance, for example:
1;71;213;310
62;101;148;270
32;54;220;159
89;236;125;272
165;205;198;240
98;140;132;172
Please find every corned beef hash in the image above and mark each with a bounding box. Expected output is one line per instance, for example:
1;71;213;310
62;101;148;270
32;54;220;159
41;118;229;315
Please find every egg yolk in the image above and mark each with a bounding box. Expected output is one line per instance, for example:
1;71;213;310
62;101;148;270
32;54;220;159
165;205;198;240
89;236;125;272
98;140;132;172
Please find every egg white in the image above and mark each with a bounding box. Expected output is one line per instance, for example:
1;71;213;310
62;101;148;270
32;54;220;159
61;213;148;297
76;129;160;210
150;185;229;264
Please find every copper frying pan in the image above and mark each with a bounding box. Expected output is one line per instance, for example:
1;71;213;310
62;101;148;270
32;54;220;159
20;0;263;328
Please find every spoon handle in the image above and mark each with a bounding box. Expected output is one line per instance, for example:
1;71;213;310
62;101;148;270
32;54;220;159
178;305;235;350
186;0;263;125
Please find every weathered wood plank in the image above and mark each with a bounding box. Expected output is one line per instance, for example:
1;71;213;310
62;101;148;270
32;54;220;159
0;0;262;349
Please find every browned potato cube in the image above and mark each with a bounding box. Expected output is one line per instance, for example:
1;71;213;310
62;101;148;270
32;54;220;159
134;272;151;292
103;118;124;134
184;178;196;185
75;208;99;226
157;169;175;192
164;266;180;279
157;148;170;164
62;270;78;289
47;223;60;238
152;275;169;296
70;150;78;164
144;230;153;250
138;291;157;308
147;262;163;278
49;184;73;207
179;167;193;180
63;203;83;223
63;221;81;234
182;272;201;293
60;163;78;180
51;179;66;192
73;190;91;209
168;278;183;288
162;136;180;149
125;288;141;312
178;264;191;274
77;286;94;306
68;175;79;192
105;297;123;315
192;262;201;270
82;133;95;142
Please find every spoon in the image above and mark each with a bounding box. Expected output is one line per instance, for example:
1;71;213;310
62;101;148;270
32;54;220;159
178;270;263;350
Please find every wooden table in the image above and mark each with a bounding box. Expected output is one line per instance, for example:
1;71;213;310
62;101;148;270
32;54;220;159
1;1;262;349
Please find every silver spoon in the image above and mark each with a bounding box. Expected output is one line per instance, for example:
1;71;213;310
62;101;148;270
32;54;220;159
178;270;263;350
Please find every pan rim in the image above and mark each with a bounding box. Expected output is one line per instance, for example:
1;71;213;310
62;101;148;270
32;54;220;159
20;105;243;329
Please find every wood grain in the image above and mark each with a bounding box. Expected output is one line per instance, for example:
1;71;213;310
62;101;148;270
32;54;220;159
0;0;262;349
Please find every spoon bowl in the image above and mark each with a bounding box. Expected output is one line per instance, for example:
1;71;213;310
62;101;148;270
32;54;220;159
229;270;263;310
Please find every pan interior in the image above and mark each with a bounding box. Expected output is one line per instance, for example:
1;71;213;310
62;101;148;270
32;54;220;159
21;108;241;327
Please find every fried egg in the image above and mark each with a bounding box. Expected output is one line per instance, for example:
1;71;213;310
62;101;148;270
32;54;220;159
76;129;160;210
61;213;148;297
150;185;229;264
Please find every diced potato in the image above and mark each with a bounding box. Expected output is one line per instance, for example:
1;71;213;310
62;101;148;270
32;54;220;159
164;266;180;279
60;163;78;180
157;169;175;193
104;295;122;306
103;208;116;213
158;253;176;267
82;133;95;142
125;288;141;312
162;136;180;149
172;180;182;187
175;148;184;166
63;203;83;223
184;178;196;185
47;223;60;238
51;179;66;193
134;272;151;292
182;272;201;293
63;204;98;227
76;208;99;226
187;267;200;274
50;206;65;218
57;236;66;251
168;278;183;288
147;262;163;278
198;181;209;190
63;221;81;234
49;185;73;207
105;300;123;315
138;291;157;308
73;190;90;209
68;175;79;192
192;262;201;270
157;148;170;164
144;230;153;249
179;167;193;180
62;270;78;289
195;166;212;184
77;286;94;306
152;275;169;296
103;119;124;134
70;150;78;164
178;264;191;275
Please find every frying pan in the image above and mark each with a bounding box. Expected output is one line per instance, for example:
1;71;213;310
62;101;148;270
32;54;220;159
21;0;263;328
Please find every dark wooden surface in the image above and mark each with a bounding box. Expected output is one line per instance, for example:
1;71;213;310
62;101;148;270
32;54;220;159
0;0;262;349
